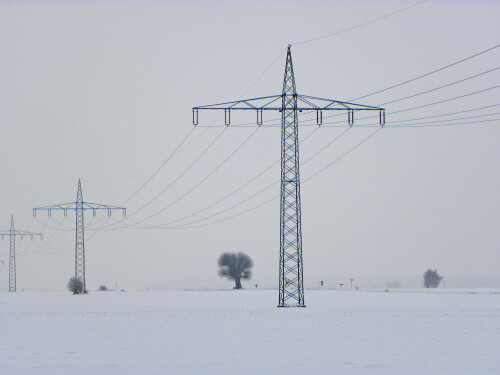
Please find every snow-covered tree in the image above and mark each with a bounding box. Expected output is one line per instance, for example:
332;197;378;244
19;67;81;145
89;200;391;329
423;269;443;288
217;252;253;289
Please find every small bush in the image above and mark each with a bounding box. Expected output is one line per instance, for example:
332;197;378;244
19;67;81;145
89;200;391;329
423;269;443;288
98;285;108;291
67;277;84;294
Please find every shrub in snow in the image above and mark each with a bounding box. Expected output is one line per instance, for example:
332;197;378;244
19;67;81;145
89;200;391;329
218;252;253;289
423;269;443;288
99;285;108;291
67;277;84;294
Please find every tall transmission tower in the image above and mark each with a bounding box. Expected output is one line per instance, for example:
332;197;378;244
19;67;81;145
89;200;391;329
0;215;43;292
193;45;385;307
33;179;126;293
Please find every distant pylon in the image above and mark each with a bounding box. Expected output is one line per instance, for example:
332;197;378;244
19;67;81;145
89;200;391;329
75;180;85;290
34;179;126;293
0;215;43;292
192;45;385;307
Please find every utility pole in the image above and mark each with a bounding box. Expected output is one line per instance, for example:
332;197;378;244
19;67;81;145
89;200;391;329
0;216;42;292
193;45;385;307
33;179;125;293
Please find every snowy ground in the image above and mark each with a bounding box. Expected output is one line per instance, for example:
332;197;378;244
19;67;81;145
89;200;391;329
1;289;499;375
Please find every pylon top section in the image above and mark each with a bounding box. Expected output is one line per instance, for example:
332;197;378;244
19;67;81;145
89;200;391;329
192;45;385;127
0;215;43;239
283;45;296;97
33;180;127;218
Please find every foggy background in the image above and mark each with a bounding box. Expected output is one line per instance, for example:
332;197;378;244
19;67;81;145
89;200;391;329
0;0;499;291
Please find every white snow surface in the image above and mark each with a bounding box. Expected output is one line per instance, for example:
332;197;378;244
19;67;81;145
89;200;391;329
1;289;499;374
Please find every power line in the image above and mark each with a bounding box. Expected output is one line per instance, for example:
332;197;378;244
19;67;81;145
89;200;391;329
112;126;261;229
146;128;383;230
383;103;500;122
303;128;382;183
318;111;500;128
85;160;171;185
300;86;500;128
371;112;500;127
294;66;500;126
351;44;500;102
157;99;500;226
84;47;500;234
387;117;500;128
97;83;500;232
121;126;197;206
240;50;286;97
113;127;225;221
292;0;428;46
92;48;292;230
134;108;500;230
93;44;500;232
197;62;500;130
80;126;200;233
135;126;323;229
95;81;500;230
387;85;500;116
85;127;230;233
378;67;500;107
131;127;352;230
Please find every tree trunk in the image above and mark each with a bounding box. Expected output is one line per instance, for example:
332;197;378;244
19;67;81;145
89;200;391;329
234;277;242;289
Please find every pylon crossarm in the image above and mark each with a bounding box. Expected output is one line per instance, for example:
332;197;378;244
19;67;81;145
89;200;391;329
11;230;43;239
81;202;125;210
297;95;385;110
193;93;385;126
194;94;282;110
82;202;126;217
33;202;126;217
34;202;76;210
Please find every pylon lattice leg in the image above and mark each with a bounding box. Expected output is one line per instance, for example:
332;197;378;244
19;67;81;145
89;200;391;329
279;46;305;307
75;180;86;293
9;217;16;293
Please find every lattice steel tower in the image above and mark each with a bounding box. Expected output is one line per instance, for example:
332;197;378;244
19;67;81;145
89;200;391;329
279;48;304;306
34;179;126;293
192;45;385;307
0;215;43;292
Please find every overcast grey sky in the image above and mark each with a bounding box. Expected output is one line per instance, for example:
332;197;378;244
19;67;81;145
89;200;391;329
0;0;499;291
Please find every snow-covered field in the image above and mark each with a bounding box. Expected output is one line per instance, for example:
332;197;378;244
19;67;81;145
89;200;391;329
1;289;499;374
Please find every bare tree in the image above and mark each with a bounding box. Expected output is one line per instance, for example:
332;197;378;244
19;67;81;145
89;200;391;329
218;252;253;289
423;268;443;288
67;277;84;294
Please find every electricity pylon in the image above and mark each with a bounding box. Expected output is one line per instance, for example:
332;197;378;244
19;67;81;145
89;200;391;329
0;215;42;292
193;45;385;307
33;179;126;293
